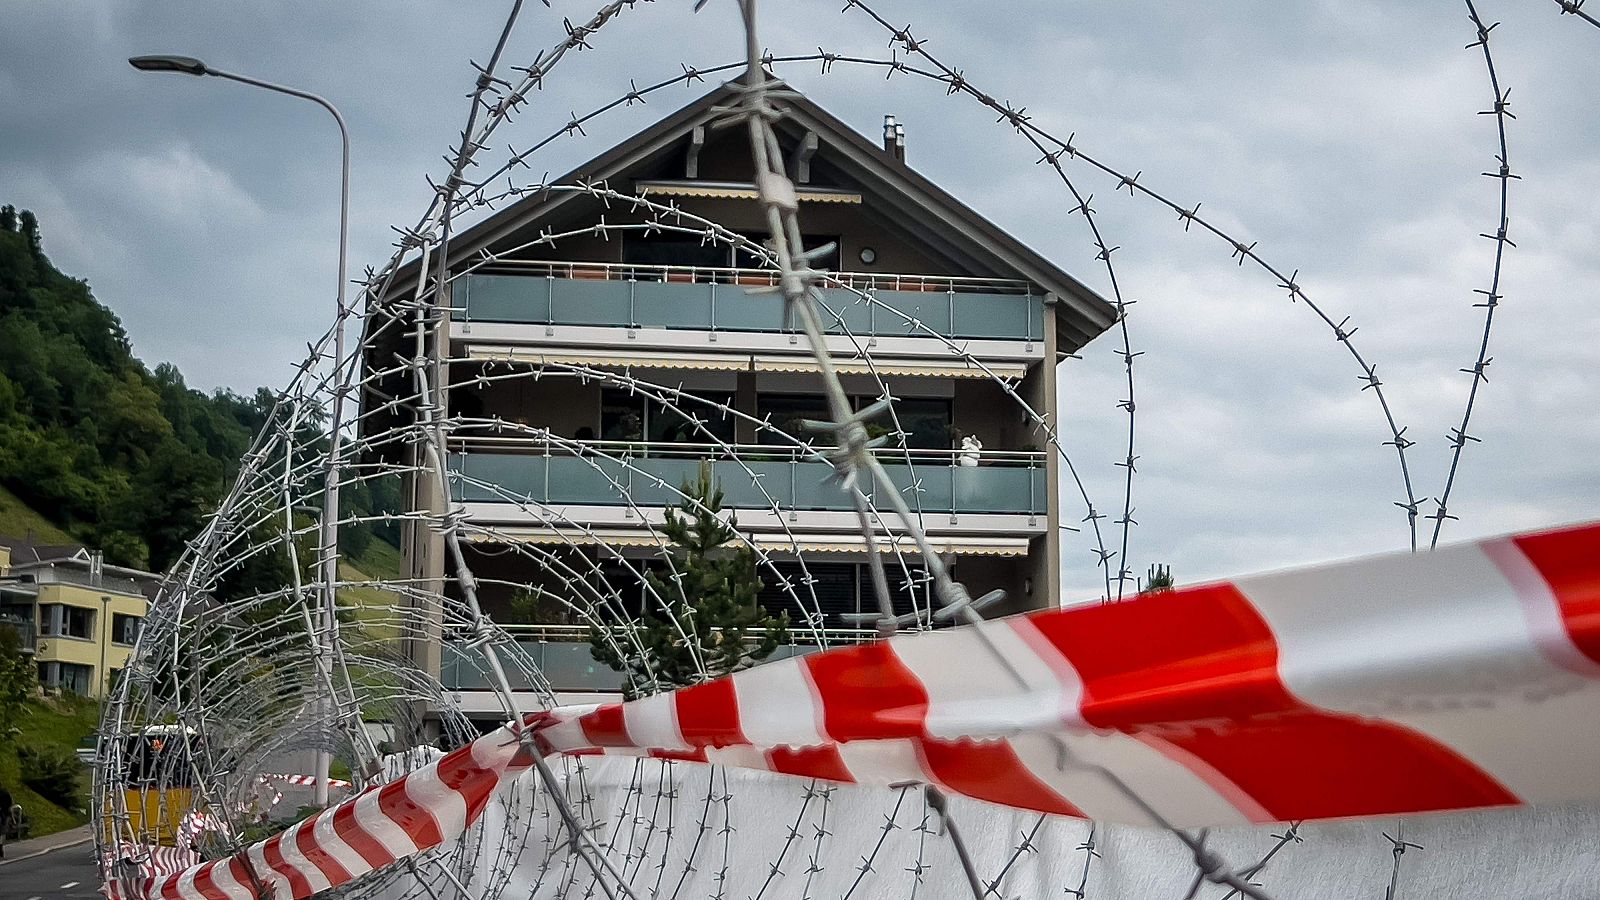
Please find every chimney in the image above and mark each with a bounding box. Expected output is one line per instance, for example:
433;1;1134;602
882;115;906;162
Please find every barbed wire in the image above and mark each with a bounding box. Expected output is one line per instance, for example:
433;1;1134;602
1551;0;1600;28
91;0;1576;898
1429;0;1518;547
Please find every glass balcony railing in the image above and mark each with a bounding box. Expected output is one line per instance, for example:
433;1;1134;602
0;616;36;649
451;263;1045;342
448;441;1047;516
441;624;875;693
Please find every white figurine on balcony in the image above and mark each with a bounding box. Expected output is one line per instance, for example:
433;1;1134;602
957;434;982;467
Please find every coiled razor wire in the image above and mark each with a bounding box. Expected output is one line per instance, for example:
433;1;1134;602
89;0;1573;898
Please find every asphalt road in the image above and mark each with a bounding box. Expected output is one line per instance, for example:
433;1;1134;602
0;843;101;900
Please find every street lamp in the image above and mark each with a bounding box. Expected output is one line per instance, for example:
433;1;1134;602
130;54;352;807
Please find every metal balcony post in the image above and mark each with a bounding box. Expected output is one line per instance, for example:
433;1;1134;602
542;444;551;505
950;464;957;520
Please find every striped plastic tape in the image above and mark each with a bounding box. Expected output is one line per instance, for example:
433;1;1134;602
117;520;1600;900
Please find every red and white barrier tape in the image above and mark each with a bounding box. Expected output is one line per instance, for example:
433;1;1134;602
113;520;1600;900
264;774;353;790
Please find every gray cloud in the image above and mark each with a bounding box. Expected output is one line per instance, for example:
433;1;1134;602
2;0;1596;597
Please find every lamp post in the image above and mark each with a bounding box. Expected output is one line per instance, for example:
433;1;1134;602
130;54;351;807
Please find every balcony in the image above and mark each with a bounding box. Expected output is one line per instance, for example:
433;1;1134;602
0;615;36;650
448;440;1047;517
451;263;1045;342
442;624;875;694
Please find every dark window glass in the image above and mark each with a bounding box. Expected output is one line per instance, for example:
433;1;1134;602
649;392;735;447
892;398;954;451
41;604;95;639
757;561;856;626
755;394;830;447
113;613;141;645
600;391;646;442
601;389;736;448
624;235;728;276
735;233;839;272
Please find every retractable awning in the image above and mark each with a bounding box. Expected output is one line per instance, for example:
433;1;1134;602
465;527;1031;558
465;346;748;372
636;179;863;204
750;354;1027;380
465;346;1028;380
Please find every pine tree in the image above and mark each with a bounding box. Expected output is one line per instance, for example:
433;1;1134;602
590;462;788;698
1142;563;1174;593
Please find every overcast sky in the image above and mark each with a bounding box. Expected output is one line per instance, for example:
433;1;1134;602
3;1;1597;598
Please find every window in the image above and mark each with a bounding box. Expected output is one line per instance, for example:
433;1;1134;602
756;394;952;450
38;661;94;696
756;561;929;628
623;233;840;277
623;235;729;275
735;233;839;272
600;389;736;448
39;603;95;639
755;394;831;447
112;613;142;646
892;398;954;451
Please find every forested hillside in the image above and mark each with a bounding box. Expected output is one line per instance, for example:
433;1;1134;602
0;204;395;572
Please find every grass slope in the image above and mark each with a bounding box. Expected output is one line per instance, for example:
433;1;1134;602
0;485;75;545
1;694;98;838
339;538;406;646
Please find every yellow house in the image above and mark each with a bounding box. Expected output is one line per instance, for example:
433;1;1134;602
0;536;156;699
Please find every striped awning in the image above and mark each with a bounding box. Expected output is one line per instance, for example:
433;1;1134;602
751;354;1027;380
465;346;1028;380
636;179;862;204
466;527;1030;558
465;346;748;372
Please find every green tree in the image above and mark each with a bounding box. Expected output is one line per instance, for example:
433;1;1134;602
0;625;35;746
507;586;573;626
0;206;403;574
590;463;787;698
1142;563;1175;593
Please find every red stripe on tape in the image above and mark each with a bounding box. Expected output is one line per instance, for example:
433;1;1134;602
804;642;928;742
916;738;1083;817
259;833;314;900
190;860;230;900
579;704;632;747
331;788;392;870
765;745;854;782
1031;582;1516;819
650;748;710;763
226;857;256;898
675;679;747;747
293;815;352;889
1155;712;1518;820
436;740;516;828
155;872;183;900
376;770;444;850
1514;523;1600;666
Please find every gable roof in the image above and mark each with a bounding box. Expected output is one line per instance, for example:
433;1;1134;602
377;77;1117;351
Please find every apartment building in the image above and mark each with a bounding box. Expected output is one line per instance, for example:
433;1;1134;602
361;77;1117;704
0;536;157;699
